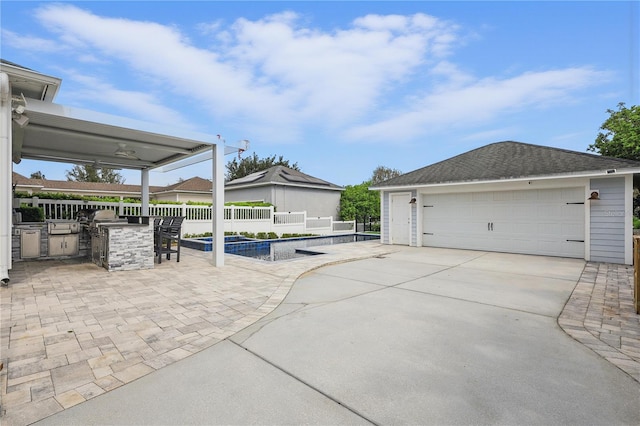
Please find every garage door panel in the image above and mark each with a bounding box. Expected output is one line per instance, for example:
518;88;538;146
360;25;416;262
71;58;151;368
422;188;585;258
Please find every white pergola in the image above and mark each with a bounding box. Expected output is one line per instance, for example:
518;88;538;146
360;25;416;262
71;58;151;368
1;61;241;283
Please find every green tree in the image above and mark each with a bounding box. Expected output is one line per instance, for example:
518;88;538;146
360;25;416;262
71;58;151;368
339;181;379;221
225;153;300;181
30;171;45;179
371;165;402;185
588;103;640;160
65;164;124;184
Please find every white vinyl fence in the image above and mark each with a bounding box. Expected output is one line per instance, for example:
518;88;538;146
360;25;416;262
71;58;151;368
17;198;355;237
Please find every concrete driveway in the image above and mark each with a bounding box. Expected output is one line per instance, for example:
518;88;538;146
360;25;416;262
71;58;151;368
36;247;640;425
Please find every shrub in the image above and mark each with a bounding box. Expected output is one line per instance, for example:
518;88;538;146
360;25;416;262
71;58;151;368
17;206;44;222
225;201;273;208
280;233;317;239
634;217;640;229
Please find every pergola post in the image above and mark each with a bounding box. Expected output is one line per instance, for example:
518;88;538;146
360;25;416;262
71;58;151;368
141;168;149;216
212;144;224;266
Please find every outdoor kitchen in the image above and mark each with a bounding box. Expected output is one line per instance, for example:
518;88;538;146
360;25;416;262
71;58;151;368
12;209;156;272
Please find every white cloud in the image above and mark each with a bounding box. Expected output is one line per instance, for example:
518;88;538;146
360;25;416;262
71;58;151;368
63;72;195;127
344;67;610;143
5;4;611;149
1;29;65;53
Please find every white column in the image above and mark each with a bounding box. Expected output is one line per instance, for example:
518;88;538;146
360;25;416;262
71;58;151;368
141;168;150;216
0;73;12;283
212;144;224;266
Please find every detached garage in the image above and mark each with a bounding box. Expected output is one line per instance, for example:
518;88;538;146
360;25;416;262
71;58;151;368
370;141;640;265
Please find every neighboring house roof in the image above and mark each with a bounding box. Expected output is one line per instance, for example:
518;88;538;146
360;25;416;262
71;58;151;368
153;176;212;195
372;141;640;188
12;172;192;196
225;166;343;191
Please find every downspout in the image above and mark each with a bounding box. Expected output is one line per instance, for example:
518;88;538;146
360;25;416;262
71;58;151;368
0;72;12;284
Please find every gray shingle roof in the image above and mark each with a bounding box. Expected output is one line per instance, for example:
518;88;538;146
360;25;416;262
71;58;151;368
225;166;343;190
373;141;640;188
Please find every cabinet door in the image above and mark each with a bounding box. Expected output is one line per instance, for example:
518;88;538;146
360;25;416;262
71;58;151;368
49;235;66;256
49;235;79;256
65;234;79;255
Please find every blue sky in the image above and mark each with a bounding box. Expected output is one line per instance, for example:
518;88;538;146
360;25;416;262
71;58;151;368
2;1;638;187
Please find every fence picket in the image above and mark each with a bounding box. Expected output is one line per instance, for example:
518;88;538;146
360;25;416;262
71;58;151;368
17;198;356;237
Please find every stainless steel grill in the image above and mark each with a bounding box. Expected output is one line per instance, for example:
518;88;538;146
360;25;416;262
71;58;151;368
85;210;127;266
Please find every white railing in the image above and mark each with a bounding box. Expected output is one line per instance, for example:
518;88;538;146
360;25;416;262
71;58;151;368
16;198;355;236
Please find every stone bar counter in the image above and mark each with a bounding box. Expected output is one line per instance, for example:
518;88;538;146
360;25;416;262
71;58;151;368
92;217;155;272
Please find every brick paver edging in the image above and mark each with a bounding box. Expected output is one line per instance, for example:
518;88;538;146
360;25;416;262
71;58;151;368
558;262;640;383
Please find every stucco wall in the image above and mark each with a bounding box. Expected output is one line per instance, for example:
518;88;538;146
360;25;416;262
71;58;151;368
153;193;213;203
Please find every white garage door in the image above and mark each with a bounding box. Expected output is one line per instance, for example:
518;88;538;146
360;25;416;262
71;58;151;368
422;187;585;258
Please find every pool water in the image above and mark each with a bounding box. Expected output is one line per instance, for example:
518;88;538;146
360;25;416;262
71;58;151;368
182;234;380;261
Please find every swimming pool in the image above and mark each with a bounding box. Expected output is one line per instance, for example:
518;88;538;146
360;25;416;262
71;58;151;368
181;234;380;261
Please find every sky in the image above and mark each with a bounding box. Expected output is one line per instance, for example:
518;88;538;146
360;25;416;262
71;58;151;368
2;1;639;187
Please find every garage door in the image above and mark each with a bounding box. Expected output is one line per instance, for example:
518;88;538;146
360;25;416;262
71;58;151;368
422;188;585;258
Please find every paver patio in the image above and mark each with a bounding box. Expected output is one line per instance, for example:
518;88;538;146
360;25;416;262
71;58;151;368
0;241;396;426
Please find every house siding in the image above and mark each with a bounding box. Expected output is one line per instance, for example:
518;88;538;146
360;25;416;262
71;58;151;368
590;177;625;263
273;186;340;218
226;185;341;218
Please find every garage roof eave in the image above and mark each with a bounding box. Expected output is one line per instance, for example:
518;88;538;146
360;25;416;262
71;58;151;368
370;168;640;191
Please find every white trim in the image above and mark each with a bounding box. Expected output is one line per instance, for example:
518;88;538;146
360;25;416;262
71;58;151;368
625;174;633;264
0;61;61;101
370;169;640;192
585;185;591;262
226;181;343;191
415;193;423;247
389;192;412;245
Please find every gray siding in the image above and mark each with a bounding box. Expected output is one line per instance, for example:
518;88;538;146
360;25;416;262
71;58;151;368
273;186;341;217
590;177;625;263
225;185;341;218
225;187;269;204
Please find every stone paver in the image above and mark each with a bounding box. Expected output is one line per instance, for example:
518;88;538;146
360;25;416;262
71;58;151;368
558;262;640;382
0;241;395;426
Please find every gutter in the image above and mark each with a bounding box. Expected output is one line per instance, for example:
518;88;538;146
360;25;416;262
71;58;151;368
369;168;640;192
0;72;12;284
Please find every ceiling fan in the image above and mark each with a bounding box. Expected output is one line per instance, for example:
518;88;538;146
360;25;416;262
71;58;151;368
114;143;139;160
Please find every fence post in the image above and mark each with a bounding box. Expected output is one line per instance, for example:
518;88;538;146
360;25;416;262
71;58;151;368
267;206;272;233
118;197;124;216
635;236;640;314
